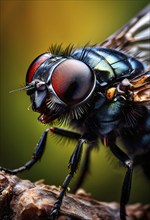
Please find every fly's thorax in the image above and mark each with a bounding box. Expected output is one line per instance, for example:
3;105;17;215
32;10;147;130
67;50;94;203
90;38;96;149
72;47;146;87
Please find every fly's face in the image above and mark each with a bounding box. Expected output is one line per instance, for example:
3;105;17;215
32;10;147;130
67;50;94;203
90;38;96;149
26;53;96;123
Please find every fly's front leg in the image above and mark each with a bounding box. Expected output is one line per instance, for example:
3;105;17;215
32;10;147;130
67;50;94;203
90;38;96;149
0;127;80;174
0;127;83;219
0;128;50;174
109;143;133;220
50;138;86;219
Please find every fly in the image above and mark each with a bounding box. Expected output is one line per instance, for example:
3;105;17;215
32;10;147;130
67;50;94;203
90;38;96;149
0;5;150;220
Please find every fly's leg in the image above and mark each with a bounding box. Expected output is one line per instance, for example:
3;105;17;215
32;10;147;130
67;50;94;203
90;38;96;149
50;127;81;140
0;127;81;219
0;127;85;219
0;128;50;174
0;127;80;174
109;143;133;220
72;143;94;193
50;138;86;219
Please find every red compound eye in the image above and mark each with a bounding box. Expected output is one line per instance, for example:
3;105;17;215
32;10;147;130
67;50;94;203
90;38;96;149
51;59;95;105
26;53;51;83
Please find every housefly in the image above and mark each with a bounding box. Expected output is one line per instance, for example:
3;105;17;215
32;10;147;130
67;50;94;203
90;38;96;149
0;5;150;220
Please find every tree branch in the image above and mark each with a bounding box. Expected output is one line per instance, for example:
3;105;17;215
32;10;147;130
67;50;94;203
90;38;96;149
0;171;149;220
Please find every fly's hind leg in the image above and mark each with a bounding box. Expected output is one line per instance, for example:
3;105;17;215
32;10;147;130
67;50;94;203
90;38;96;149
109;143;133;220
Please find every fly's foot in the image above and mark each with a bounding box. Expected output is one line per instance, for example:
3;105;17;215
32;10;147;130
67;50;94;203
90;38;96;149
50;210;59;220
120;213;127;220
50;201;61;219
0;167;13;174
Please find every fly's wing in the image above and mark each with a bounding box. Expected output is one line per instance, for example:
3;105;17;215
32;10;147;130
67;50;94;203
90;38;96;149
100;5;150;69
99;5;150;109
129;71;150;109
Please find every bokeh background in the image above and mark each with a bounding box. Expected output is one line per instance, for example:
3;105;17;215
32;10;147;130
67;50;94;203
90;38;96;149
0;0;150;204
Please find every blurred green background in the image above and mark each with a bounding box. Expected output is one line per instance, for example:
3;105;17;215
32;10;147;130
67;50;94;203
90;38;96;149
0;0;150;204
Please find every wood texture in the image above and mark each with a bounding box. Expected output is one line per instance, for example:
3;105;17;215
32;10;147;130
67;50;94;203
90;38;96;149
0;171;149;220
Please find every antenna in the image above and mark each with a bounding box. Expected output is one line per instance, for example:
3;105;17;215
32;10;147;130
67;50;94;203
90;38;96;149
9;85;34;93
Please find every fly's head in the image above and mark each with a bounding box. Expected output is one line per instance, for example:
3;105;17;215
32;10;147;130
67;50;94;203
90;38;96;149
26;52;96;124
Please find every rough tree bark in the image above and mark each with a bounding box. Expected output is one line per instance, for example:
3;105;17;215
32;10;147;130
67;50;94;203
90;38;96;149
0;171;149;220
